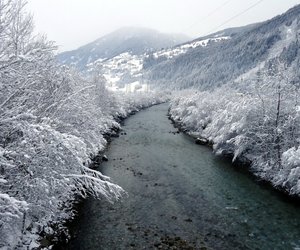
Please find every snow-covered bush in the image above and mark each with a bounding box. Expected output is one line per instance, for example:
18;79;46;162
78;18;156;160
0;0;166;248
279;147;300;195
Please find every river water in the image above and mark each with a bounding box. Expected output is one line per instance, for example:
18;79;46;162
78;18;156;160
66;103;300;250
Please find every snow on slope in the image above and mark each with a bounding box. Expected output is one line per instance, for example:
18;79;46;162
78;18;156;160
57;27;190;71
153;36;230;59
102;53;142;85
97;35;230;92
234;20;299;83
96;52;146;93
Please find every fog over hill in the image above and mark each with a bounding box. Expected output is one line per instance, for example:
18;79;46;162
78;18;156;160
57;27;190;70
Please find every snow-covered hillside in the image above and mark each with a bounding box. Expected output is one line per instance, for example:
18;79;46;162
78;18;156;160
57;27;235;93
153;36;230;59
85;34;231;93
98;52;145;92
144;7;300;90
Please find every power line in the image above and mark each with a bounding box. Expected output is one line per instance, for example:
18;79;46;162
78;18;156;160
184;0;233;33
204;0;265;36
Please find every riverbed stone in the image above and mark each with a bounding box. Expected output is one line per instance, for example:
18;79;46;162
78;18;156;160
195;137;208;145
102;155;108;161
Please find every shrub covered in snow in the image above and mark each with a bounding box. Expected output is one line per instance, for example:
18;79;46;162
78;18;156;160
0;0;166;248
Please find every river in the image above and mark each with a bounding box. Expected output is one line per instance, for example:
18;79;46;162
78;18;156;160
66;103;300;250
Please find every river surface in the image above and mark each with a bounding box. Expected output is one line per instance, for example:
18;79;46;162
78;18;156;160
66;103;300;250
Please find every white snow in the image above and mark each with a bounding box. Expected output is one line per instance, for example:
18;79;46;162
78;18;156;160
100;52;149;93
153;36;230;59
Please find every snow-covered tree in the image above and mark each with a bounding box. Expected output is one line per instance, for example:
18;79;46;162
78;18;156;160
0;1;166;248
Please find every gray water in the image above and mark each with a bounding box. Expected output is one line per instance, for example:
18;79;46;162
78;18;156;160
67;103;300;250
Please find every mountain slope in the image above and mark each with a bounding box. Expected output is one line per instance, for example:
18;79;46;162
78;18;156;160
89;26;247;92
57;27;190;70
143;24;257;69
145;5;300;89
94;27;237;92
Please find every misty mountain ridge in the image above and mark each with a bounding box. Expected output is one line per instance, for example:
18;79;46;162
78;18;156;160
57;4;300;92
57;25;238;91
57;27;190;70
98;24;259;91
144;4;300;89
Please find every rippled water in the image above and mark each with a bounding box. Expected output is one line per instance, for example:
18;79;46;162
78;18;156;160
66;103;300;250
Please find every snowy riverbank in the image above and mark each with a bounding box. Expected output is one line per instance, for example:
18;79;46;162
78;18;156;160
168;87;300;199
1;90;166;249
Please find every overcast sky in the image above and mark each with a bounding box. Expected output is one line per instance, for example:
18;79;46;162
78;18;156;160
26;0;300;52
